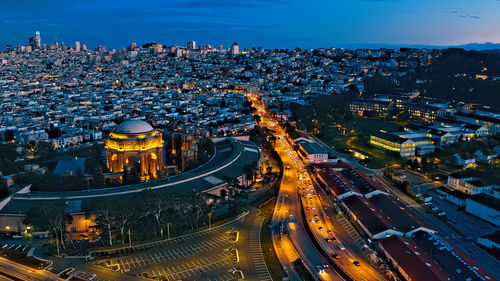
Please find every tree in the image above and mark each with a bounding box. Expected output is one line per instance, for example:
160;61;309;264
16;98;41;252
266;166;273;174
93;199;118;246
24;201;66;255
140;190;168;237
364;74;398;95
114;200;136;244
421;156;429;170
242;162;257;187
219;188;228;199
37;142;56;159
0;179;9;199
3;130;14;142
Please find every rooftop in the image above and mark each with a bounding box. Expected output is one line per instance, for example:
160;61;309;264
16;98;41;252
115;119;154;134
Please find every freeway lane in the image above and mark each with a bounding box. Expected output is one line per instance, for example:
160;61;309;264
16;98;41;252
299;165;386;281
273;135;343;281
250;93;386;281
249;94;344;280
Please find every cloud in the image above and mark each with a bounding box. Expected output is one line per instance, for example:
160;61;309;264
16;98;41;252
443;9;480;19
459;14;481;19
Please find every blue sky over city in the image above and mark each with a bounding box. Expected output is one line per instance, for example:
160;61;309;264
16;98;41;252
1;0;499;49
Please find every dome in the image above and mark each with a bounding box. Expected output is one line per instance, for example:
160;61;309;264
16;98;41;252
115;120;154;134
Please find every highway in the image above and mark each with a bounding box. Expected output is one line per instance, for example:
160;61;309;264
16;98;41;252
273;132;344;281
295;153;386;280
251;92;389;281
0;257;60;281
249;94;344;281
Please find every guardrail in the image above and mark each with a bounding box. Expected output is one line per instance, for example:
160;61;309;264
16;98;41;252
298;192;356;281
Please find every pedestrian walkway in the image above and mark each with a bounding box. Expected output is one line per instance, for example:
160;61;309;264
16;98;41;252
248;216;272;281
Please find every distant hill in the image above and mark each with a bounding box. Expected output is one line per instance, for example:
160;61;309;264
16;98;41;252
481;49;500;55
455;42;500;51
337;42;500;51
413;48;500;107
428;48;500;76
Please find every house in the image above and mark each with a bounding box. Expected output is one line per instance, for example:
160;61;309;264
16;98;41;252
453;152;476;168
475;148;497;164
447;171;494;195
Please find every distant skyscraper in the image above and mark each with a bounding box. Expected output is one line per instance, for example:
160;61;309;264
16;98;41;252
75;41;81;52
129;43;136;50
35;31;41;49
82;44;87;51
219;44;223;51
188;41;196;50
28;37;36;49
230;43;240;55
5;45;12;53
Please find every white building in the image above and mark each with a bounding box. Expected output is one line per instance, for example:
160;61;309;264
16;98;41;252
465;194;500;227
475;148;497;163
447;171;494;195
453;152;476;168
298;142;328;164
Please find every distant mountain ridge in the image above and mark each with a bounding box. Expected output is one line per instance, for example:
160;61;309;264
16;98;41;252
337;42;500;51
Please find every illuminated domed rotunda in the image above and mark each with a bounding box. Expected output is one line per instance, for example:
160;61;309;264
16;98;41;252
106;120;164;180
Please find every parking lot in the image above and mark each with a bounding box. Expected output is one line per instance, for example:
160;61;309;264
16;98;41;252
427;191;499;239
69;211;256;281
140;251;239;281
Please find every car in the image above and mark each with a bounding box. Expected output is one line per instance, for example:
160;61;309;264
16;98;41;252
326;238;333;242
316;266;325;273
353;261;360;266
318;227;323;231
315;220;320;223
322;261;329;268
331;253;340;259
339;244;346;250
88;275;97;280
327;230;332;235
306;207;310;210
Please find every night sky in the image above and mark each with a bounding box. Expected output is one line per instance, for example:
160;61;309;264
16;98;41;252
1;0;499;49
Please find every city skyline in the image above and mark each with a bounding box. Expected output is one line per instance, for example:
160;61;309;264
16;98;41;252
1;2;500;281
1;0;500;50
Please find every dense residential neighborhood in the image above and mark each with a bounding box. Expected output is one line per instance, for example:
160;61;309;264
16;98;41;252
0;34;499;281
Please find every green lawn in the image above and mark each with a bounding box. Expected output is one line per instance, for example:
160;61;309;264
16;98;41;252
321;117;405;169
259;198;287;281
